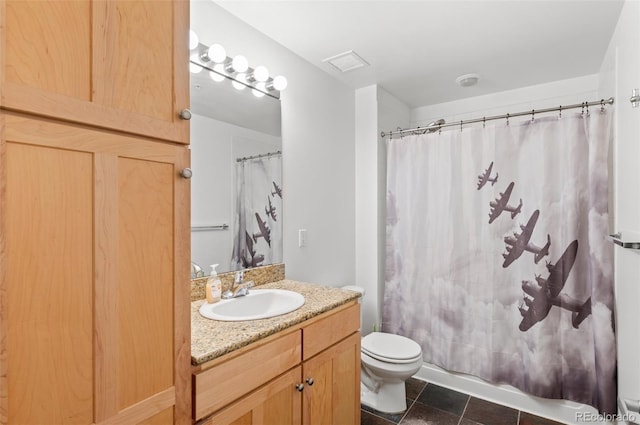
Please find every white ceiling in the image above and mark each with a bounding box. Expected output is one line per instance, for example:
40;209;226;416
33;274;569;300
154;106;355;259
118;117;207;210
215;0;624;108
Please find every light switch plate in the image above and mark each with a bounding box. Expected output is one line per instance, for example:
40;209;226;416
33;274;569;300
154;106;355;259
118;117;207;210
298;229;307;247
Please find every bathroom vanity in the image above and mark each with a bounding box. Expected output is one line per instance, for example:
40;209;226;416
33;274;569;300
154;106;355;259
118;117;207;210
191;281;361;424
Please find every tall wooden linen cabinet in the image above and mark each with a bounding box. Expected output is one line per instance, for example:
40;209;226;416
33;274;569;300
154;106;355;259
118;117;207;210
0;1;192;424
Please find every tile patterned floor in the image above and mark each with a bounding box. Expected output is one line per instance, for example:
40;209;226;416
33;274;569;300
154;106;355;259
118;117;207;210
361;378;567;425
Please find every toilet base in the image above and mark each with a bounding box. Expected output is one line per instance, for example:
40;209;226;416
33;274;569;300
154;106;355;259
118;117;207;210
361;381;408;414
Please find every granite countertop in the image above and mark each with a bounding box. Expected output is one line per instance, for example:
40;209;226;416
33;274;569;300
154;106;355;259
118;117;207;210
191;280;360;366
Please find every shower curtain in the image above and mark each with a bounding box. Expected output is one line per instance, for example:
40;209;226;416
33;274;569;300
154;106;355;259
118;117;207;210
383;111;616;414
231;154;283;270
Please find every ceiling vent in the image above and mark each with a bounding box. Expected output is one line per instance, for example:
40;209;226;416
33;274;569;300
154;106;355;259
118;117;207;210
322;50;370;73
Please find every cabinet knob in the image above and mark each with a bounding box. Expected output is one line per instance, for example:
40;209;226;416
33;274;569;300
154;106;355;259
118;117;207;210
179;168;193;179
305;377;314;386
179;108;192;120
295;383;304;392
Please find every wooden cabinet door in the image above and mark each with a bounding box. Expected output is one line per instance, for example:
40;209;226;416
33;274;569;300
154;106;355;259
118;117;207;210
1;113;191;424
193;331;301;421
200;367;302;425
0;0;189;144
301;332;361;425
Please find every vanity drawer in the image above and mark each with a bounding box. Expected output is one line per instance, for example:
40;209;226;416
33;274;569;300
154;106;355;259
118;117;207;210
302;302;360;360
193;330;302;420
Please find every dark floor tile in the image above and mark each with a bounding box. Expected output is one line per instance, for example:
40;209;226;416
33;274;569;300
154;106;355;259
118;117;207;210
463;397;519;425
415;383;469;416
400;402;460;425
518;411;565;425
361;410;396;425
361;402;407;424
406;378;428;401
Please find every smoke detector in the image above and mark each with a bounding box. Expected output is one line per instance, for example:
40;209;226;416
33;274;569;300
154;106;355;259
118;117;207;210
456;73;481;87
323;50;370;73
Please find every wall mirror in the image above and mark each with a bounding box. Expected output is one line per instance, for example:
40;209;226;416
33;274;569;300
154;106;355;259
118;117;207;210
190;2;283;275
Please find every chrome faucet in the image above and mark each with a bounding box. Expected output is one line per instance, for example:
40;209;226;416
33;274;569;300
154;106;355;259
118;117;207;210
222;270;254;299
191;262;204;279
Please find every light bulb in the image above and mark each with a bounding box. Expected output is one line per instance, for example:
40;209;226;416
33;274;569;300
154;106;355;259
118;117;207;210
253;82;267;97
231;55;249;73
212;63;226;75
208;44;226;64
253;66;269;82
232;73;246;90
209;70;225;82
189;30;199;50
272;75;288;91
189;62;203;74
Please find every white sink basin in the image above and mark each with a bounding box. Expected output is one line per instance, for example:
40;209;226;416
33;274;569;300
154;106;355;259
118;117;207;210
199;289;305;321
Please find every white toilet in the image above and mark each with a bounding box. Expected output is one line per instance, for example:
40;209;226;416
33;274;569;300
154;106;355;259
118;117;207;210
341;286;423;414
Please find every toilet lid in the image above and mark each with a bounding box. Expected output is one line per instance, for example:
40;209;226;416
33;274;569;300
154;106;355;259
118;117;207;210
361;332;422;362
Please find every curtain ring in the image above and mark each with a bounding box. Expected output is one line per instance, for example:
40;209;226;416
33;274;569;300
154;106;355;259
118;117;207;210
531;109;535;122
506;113;510;126
600;99;605;113
586;102;589;116
559;105;562;119
460;120;463;132
438;125;442;135
581;102;585;116
483;117;486;128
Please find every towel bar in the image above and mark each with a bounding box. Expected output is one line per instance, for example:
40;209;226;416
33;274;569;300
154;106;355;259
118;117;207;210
608;231;640;249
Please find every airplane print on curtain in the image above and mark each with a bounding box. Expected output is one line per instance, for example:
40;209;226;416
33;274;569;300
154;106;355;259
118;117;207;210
231;154;283;271
383;111;616;414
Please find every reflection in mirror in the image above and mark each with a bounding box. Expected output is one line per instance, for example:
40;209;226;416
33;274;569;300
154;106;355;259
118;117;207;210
189;31;282;275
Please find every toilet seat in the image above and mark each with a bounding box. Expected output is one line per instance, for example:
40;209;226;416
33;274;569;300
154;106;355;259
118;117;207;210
361;332;422;364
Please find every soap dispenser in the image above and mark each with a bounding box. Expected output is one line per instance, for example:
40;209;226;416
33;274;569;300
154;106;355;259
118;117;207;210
206;264;221;304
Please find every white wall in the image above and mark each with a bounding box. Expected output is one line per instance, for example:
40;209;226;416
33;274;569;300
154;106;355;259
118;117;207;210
281;66;355;285
354;86;411;335
598;0;640;419
355;85;379;335
190;113;280;273
197;1;356;285
411;74;599;128
376;88;411;330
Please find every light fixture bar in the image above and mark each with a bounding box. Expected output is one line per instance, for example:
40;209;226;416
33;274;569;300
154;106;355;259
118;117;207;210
190;40;286;100
189;59;280;100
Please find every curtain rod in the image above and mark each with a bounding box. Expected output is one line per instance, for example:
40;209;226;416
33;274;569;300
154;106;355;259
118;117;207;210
236;150;281;163
381;97;614;138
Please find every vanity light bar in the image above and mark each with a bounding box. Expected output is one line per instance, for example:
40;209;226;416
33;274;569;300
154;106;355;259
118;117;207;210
189;33;287;100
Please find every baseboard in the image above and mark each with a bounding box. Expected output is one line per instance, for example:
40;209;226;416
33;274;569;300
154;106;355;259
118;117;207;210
414;362;614;425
